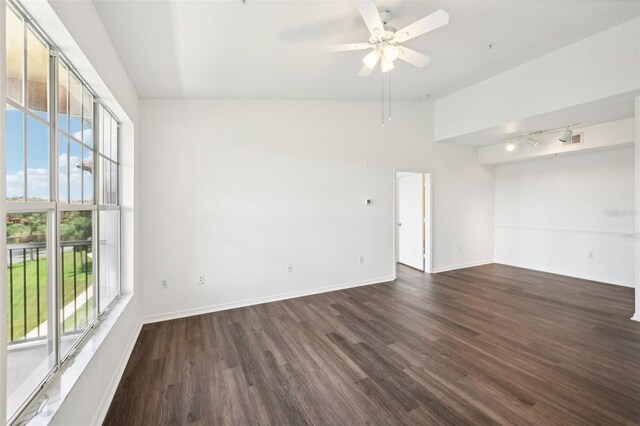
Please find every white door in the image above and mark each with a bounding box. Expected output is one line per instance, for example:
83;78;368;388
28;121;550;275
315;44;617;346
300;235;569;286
397;173;424;270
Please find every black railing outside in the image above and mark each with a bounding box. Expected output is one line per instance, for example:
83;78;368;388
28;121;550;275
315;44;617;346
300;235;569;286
6;240;93;347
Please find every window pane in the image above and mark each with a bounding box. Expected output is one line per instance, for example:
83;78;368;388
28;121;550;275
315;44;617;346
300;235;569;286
26;29;48;120
6;105;24;201
58;63;69;133
58;135;69;203
69;141;82;203
69;73;82;138
82;88;93;146
100;157;109;204
26;116;49;202
82;147;93;204
99;209;119;311
97;105;103;154
101;110;111;158
99;109;118;162
110;162;118;204
6;7;23;105
59;211;95;358
110;117;118;161
100;158;118;205
6;212;55;420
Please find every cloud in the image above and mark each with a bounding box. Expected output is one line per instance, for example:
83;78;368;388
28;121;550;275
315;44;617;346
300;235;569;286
60;154;81;168
6;168;49;198
58;155;83;191
72;129;93;143
8;155;94;199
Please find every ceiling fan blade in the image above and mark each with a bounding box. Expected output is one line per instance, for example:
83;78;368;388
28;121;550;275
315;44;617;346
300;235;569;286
398;48;432;68
356;1;385;37
358;64;375;77
324;43;371;52
394;9;449;42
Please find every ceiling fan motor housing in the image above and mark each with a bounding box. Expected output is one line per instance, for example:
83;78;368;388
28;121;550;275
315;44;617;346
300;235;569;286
369;27;397;46
379;9;391;25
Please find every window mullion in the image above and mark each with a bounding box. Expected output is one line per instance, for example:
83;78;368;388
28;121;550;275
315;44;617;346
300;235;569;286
49;48;60;367
50;50;58;204
94;102;101;313
22;20;27;201
116;123;120;205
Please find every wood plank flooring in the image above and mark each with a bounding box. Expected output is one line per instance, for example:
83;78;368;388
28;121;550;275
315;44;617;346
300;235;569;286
104;264;640;425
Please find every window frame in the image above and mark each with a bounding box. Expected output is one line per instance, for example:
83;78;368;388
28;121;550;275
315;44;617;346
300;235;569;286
5;1;122;422
4;8;52;203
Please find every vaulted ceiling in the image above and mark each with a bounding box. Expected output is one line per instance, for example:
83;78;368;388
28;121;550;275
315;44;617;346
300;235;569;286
94;1;640;100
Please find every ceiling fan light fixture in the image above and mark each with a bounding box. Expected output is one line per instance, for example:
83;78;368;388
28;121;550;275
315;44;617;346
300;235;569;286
506;140;516;152
381;57;395;72
363;49;382;69
382;45;399;61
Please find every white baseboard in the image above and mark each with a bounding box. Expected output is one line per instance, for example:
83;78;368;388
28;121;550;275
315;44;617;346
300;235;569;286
90;318;143;426
143;275;396;324
632;313;640;322
431;259;494;274
494;261;634;288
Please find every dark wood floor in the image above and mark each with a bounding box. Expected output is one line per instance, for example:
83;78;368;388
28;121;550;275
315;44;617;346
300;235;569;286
104;264;640;425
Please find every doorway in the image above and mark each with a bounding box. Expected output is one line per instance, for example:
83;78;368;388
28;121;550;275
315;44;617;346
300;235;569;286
395;171;432;273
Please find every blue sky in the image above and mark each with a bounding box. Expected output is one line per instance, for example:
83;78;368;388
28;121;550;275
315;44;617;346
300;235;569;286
6;106;92;202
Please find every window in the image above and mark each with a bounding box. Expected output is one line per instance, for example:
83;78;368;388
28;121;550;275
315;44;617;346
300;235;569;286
4;1;121;421
97;105;120;312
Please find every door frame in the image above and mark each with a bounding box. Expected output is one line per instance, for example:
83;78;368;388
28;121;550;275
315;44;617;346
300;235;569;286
393;170;433;277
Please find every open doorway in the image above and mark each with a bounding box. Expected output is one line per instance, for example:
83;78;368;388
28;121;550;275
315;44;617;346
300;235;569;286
395;171;432;273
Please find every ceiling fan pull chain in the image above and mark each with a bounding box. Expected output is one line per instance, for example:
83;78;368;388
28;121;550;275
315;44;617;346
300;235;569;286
381;69;385;127
388;71;392;121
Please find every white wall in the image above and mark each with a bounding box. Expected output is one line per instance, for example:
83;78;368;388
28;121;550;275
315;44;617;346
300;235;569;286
139;100;494;320
434;17;640;142
495;147;635;286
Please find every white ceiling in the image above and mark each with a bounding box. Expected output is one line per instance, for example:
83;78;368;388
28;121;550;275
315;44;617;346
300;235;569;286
93;0;640;100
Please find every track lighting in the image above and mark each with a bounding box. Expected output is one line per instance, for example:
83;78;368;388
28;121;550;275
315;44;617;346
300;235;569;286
559;129;573;143
525;137;538;148
500;123;580;149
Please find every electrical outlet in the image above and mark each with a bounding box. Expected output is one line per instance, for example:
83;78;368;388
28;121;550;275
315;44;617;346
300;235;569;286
197;275;205;285
161;279;168;289
286;264;293;273
359;256;365;263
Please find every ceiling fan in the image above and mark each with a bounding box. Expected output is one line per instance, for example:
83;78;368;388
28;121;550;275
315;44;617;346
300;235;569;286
326;1;449;77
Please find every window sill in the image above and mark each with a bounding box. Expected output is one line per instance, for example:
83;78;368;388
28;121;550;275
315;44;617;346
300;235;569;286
13;293;136;426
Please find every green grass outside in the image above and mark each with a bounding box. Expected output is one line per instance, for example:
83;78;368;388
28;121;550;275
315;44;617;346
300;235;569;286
62;298;95;334
6;247;93;341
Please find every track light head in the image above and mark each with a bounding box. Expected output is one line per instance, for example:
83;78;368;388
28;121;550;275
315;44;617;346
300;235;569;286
525;137;538;148
559;129;573;143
